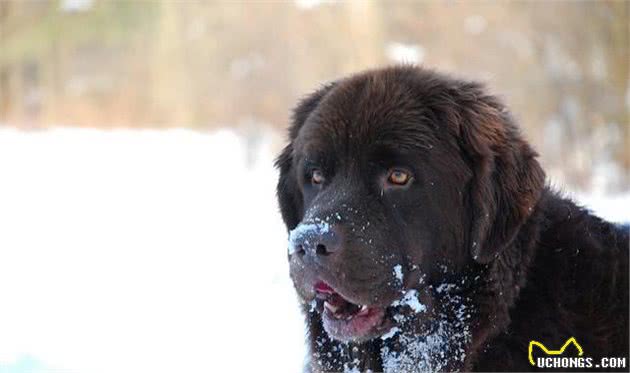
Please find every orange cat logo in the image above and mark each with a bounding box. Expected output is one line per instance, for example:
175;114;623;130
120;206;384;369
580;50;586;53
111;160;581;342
528;337;584;366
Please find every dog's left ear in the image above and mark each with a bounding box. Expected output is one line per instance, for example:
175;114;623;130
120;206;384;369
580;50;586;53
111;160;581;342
457;92;545;263
275;81;338;230
275;142;303;230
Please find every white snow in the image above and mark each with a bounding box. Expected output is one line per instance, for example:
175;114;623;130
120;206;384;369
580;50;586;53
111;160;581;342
393;264;403;283
343;362;361;373
574;192;630;224
0;127;305;373
381;326;401;340
391;289;426;314
381;317;462;373
435;283;457;294
288;220;331;255
382;290;471;373
0;127;626;373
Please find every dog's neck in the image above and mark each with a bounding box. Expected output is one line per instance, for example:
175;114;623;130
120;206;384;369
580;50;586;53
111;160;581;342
304;204;544;373
458;196;544;369
379;286;473;373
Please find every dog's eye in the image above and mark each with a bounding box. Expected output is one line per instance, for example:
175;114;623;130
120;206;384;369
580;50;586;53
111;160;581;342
311;169;324;185
387;169;411;186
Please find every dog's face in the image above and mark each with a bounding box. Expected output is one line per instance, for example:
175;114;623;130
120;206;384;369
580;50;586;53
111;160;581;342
276;67;544;343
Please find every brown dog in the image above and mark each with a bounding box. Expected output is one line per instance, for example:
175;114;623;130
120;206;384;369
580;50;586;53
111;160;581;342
276;66;629;372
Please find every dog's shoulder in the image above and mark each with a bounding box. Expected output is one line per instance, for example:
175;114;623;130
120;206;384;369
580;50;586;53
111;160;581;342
477;189;629;371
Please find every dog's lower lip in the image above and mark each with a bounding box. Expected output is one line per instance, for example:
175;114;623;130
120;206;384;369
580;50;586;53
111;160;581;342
322;305;386;341
314;281;387;340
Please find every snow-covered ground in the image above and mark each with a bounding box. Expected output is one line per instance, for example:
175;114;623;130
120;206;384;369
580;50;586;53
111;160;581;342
0;128;627;373
0;128;304;373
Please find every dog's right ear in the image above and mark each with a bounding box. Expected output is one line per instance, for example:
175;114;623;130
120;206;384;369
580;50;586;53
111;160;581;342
456;90;545;263
275;82;337;230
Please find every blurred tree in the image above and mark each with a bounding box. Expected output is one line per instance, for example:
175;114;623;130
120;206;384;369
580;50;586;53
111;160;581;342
0;0;627;191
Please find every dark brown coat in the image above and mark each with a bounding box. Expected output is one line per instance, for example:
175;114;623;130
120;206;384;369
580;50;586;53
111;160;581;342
276;66;629;372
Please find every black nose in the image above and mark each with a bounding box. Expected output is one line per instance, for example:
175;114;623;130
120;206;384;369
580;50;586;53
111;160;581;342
289;222;341;258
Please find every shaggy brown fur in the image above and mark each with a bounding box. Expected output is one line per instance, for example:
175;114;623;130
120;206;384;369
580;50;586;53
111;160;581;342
276;66;629;372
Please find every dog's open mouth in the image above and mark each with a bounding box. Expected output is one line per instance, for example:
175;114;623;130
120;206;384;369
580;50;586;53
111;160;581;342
314;281;388;342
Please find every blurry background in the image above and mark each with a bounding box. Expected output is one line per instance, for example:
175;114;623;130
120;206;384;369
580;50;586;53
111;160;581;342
0;1;628;373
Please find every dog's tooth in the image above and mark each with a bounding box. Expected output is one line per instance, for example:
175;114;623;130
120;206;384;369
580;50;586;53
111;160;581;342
358;305;370;316
324;301;339;313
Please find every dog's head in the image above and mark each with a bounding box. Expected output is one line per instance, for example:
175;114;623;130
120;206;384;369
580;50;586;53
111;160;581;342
276;66;544;342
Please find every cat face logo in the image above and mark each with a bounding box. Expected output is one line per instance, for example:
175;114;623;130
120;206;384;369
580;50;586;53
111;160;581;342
528;337;584;366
